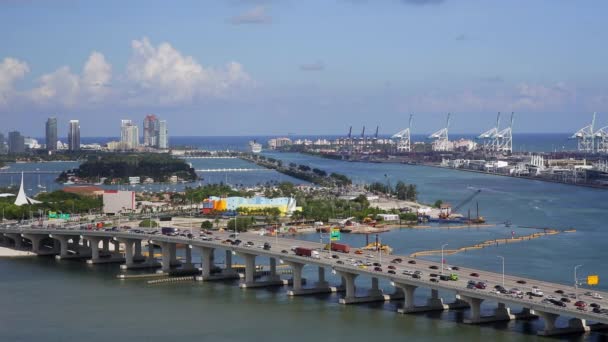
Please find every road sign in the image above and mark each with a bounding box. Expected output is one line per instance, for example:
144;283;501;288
59;213;70;220
588;275;599;286
330;228;340;241
48;211;57;219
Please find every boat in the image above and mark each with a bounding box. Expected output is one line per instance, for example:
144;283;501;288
249;140;262;153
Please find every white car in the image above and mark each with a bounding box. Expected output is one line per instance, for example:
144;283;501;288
591;293;603;299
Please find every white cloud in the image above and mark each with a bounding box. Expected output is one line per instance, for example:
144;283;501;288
513;82;573;110
29;52;112;107
229;6;271;25
82;51;112;101
126;37;251;105
0;57;29;106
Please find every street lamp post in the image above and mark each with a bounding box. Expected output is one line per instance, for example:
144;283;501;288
440;243;448;275
497;255;505;288
574;264;583;299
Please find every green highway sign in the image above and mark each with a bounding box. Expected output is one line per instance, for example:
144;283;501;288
48;211;57;219
330;228;341;241
59;213;70;220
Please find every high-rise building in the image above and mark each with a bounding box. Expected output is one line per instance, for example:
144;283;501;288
143;114;159;147
68;120;80;151
8;131;25;154
120;119;139;150
158;120;168;149
46;117;58;151
0;133;6;154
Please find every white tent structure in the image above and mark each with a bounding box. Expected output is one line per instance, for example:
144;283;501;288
14;172;41;206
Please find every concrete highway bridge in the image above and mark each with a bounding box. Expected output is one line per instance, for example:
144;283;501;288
1;224;607;337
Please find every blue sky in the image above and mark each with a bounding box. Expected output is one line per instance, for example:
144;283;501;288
1;0;607;137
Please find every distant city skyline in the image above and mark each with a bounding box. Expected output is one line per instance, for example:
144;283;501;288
1;1;607;136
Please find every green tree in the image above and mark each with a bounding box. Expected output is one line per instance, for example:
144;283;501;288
200;220;213;229
139;219;159;228
434;200;443;208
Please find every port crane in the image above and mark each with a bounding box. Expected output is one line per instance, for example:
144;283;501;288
392;114;413;152
429;113;451;151
572;113;596;153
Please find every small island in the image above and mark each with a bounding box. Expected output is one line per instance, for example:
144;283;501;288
57;153;198;185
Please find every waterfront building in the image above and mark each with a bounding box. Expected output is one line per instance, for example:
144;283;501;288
103;190;135;214
268;137;292;150
68;120;80;151
204;196;298;215
8;131;25;154
143;114;159;147
158;120;168;149
120;119;139;150
45;117;58;151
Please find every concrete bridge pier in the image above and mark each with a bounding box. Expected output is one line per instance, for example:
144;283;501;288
287;265;335;296
21;234;47;254
84;236;123;264
51;235;85;260
338;271;376;304
4;233;24;249
195;247;237;281
536;311;590;336
133;240;145;262
85;236;102;263
460;296;514;324
239;253;257;288
181;245;195;270
395;284;447;313
224;250;232;272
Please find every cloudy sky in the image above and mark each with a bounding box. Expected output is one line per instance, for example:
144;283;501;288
1;0;607;137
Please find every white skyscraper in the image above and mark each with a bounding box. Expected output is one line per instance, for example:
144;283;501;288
68;120;80;151
158;120;168;149
120;119;139;150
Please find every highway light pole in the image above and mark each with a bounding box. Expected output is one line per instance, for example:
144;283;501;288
574;264;583;300
440;243;448;275
497;255;505;288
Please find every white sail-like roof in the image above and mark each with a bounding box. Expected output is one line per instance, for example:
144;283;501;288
14;172;41;206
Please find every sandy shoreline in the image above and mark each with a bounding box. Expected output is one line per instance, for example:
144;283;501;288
0;247;36;257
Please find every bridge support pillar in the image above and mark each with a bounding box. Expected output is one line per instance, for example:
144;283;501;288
368;277;384;297
269;257;278;279
338;272;379;304
289;262;304;290
85;236;102;263
288;265;335;296
22;234;45;254
196;247;237;281
396;284;447;313
181;245;194;270
52;235;78;259
460;297;514;324
536;311;590;336
102;238;110;253
239;253;257;288
224;250;232;272
5;233;23;249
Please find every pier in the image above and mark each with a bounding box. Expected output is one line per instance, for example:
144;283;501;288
1;224;607;337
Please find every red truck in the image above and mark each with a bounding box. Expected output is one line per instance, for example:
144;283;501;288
294;247;320;259
330;243;350;253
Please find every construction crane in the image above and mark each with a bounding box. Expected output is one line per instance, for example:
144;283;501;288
439;189;482;219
